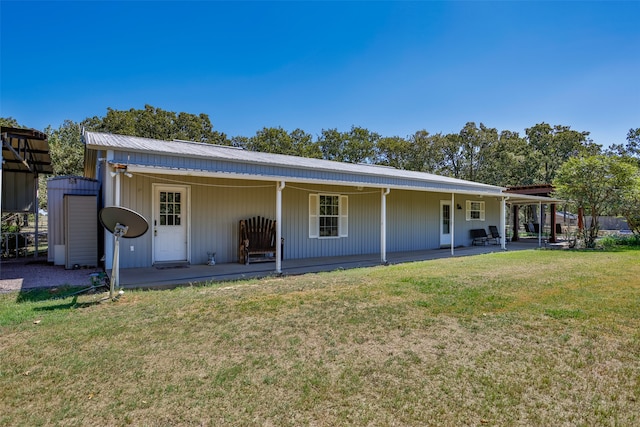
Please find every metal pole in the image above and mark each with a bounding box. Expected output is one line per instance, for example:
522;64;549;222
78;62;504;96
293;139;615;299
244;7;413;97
538;201;542;247
275;181;284;274
500;197;506;250
381;188;389;264
450;193;455;256
34;174;39;257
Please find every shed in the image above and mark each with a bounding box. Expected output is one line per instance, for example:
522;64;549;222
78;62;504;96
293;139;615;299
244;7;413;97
47;176;101;266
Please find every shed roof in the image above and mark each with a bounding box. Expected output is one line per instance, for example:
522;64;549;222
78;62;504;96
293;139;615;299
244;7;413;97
84;131;508;196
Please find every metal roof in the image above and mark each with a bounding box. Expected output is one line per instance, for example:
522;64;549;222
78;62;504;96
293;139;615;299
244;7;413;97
1;127;53;174
83;131;506;194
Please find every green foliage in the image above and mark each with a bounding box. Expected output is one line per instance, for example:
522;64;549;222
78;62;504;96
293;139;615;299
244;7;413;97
317;126;379;164
0;117;21;127
240;127;322;158
607;128;640;167
525;123;597;184
46;120;84;176
82;104;229;144
553;155;638;247
1;250;639;425
599;234;640;249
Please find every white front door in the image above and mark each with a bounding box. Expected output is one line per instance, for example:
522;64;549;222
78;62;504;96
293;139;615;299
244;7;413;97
440;200;452;247
153;185;188;263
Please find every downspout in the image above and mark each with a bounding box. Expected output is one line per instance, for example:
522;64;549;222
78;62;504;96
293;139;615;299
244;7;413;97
381;188;390;264
451;193;455;256
275;181;285;274
114;167;121;207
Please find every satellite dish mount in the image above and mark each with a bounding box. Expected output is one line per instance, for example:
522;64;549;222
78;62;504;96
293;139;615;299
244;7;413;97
99;206;149;300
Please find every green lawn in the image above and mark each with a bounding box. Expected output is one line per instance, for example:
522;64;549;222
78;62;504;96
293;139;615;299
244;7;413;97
1;249;639;426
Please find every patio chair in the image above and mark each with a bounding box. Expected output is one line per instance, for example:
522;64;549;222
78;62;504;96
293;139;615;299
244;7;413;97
470;228;489;246
488;225;501;245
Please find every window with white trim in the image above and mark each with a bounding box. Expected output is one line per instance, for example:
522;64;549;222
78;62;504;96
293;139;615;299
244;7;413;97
309;194;348;238
466;200;485;221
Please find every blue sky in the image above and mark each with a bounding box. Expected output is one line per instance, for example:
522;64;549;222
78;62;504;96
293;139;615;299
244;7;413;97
1;1;638;147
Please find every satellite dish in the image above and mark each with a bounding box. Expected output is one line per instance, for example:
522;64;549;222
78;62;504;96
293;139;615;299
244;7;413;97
99;206;148;238
99;206;149;300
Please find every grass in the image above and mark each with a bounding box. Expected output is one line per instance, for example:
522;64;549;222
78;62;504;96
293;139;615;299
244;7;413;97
1;249;639;426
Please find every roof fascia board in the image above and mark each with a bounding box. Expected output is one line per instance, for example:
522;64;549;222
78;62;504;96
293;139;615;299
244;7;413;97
505;194;565;204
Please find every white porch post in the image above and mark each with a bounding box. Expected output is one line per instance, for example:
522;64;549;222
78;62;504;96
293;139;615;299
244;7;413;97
538;201;542;247
451;193;455;256
104;152;115;270
275;181;285;274
381;188;390;264
500;197;506;250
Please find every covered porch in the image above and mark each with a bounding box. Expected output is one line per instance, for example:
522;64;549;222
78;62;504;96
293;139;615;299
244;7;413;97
116;240;542;289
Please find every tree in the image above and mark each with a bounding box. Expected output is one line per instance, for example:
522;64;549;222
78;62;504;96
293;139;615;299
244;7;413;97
607;128;640;167
476;130;529;187
318;128;345;162
526;123;598;184
437;133;465;179
47;120;84;177
242;127;321;158
376;135;412;169
553;155;637;247
245;127;293;154
289;128;322;159
317;126;378;164
83;105;229;144
619;172;640;235
343;126;379;164
0;117;21;127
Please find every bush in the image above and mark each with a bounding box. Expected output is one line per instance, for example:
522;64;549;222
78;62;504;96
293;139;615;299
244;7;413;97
599;233;640;249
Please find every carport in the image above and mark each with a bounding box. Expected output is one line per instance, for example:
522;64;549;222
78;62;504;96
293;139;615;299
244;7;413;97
1;127;53;256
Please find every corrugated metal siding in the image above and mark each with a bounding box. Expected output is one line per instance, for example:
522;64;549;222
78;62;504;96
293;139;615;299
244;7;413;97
114;175;278;267
64;195;98;268
113;174;505;268
47;177;101;262
282;184;380;259
1;172;36;212
386;190;439;252
453;196;501;247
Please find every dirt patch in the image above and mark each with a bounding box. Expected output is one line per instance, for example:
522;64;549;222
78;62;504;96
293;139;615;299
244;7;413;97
0;257;104;293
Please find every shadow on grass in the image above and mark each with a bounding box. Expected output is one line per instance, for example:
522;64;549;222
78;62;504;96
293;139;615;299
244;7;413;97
30;295;105;311
16;285;108;304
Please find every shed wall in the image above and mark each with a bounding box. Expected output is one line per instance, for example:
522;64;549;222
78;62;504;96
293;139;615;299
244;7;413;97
47;177;101;262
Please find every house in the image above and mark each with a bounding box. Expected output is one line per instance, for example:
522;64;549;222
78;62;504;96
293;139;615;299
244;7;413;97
82;131;553;274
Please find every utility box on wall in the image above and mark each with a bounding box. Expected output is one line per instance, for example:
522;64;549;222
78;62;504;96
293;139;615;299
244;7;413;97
47;176;101;267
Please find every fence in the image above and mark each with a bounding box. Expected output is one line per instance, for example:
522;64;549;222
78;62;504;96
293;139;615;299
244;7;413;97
1;231;48;258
